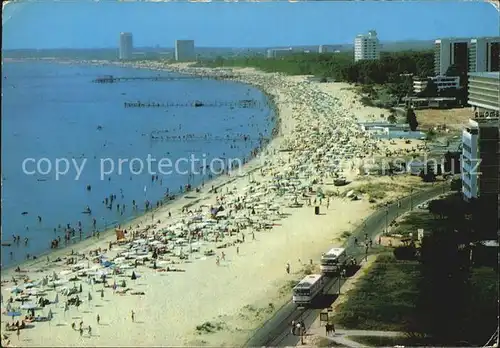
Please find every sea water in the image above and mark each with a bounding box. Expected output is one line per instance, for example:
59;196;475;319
1;60;275;267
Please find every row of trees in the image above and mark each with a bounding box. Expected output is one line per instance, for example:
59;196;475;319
407;193;497;345
198;50;435;86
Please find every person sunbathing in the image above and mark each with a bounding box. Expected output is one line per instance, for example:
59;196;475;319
166;267;185;272
130;291;145;295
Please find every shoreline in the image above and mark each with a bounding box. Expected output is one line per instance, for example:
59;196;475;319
1;59;279;272
1;61;432;347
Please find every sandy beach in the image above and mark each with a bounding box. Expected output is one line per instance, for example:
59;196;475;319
1;63;429;347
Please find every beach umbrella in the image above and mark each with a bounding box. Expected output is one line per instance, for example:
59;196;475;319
25;288;40;296
20;303;37;310
6;311;21;318
53;293;59;304
10;286;22;294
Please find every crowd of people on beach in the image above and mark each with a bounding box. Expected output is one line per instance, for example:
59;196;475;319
0;62;430;347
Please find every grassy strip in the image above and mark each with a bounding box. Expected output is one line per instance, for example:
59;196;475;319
333;253;420;331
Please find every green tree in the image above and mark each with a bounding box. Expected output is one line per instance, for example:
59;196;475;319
445;63;468;88
420;79;438;97
406;108;418;131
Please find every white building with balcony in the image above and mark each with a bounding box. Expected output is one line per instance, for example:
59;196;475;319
468;72;500;113
413;75;461;94
354;30;380;62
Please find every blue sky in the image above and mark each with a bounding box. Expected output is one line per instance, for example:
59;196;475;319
2;1;499;49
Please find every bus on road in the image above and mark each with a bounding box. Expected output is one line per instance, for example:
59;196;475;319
320;247;347;275
292;274;324;305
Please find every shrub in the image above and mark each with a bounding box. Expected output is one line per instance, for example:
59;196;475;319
393;245;417;260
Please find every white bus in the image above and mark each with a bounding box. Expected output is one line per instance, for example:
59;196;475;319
292;274;324;305
320;247;347;275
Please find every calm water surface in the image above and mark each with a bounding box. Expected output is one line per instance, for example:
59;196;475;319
1;61;274;267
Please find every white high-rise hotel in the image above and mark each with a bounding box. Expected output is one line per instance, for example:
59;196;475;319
469;37;500;73
434;37;499;75
354;30;380;62
434;38;470;75
119;32;133;60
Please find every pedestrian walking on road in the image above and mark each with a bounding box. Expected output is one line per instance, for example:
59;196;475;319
286;262;291;274
291;320;296;335
296;322;302;336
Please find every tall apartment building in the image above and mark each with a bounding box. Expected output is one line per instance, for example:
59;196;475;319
461;118;499;239
174;40;195;62
119;32;133;60
462;119;499;199
462;71;500;240
469;37;500;73
354;30;380;62
434;38;470;75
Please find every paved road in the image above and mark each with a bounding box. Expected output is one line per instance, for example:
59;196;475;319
243;183;449;347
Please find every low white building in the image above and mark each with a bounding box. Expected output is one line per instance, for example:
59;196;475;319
413;75;460;94
319;45;337;53
266;48;295;58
